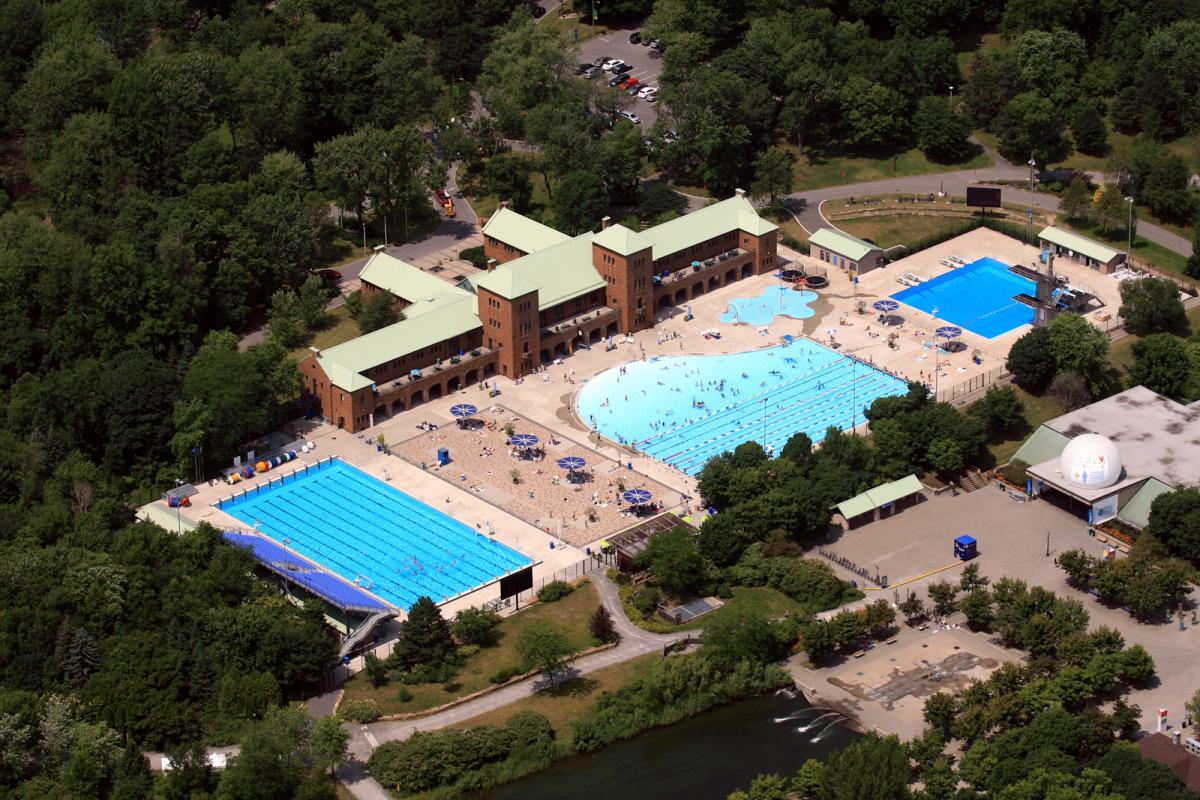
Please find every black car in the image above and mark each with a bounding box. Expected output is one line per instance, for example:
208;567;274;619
530;3;545;17
613;63;633;75
592;56;608;67
629;32;640;44
607;73;623;87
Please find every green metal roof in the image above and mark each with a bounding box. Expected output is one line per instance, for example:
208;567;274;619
317;291;480;389
1038;226;1121;264
834;474;924;519
137;502;198;532
1012;425;1070;467
469;234;606;311
1118;477;1173;528
639;195;778;260
473;268;539;300
592;223;653;256
482;207;570;254
808;227;881;262
358;252;457;302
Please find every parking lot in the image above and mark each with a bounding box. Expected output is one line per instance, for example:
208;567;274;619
577;26;662;128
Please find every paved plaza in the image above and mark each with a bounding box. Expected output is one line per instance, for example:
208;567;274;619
810;486;1200;733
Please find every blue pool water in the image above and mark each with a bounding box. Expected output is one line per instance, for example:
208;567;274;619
220;459;530;610
577;339;907;475
720;286;818;325
891;256;1035;338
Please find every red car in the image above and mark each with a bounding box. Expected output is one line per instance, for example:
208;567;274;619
618;76;636;89
316;269;342;281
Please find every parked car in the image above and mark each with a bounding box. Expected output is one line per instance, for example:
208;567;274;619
644;92;658;103
316;269;342;281
620;110;641;124
625;81;642;94
602;58;624;71
575;63;591;74
582;65;599;78
629;31;640;44
592;56;608;67
530;3;545;17
637;85;656;99
644;37;659;48
608;74;624;87
612;63;633;75
618;76;636;88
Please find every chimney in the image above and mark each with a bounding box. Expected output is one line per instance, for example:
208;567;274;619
601;215;611;230
486;258;498;272
309;347;321;356
1174;731;1183;746
735;188;746;198
498;200;509;210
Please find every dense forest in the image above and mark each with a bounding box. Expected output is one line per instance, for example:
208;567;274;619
1;0;1200;796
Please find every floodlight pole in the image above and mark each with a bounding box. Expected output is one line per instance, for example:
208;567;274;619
761;397;767;449
1125;197;1135;265
1027;158;1037;244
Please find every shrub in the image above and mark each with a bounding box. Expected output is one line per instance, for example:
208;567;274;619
396;686;412;703
460;246;487;268
631;586;662;615
489;666;522;684
536;580;574;603
364;652;389;687
589;606;617;643
338;699;381;723
453;607;502;647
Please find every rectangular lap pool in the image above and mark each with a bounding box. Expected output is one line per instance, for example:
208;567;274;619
218;459;531;610
891;256;1036;338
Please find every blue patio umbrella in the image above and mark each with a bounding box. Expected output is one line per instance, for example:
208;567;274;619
511;433;539;448
873;299;900;312
449;403;478;418
935;325;963;339
622;488;652;504
557;456;586;470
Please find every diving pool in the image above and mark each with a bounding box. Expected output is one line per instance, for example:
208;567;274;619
219;459;531;610
577;339;907;475
891;256;1035;338
720;285;818;325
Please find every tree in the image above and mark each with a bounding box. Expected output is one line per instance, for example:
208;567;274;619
958;562;990;593
865;600;896;638
1096;743;1194;800
1188;228;1200;279
899;594;926;624
927;581;958;615
750;147;795;212
792;759;825;800
1129;334;1191;397
390;597;454;670
312;716;350;777
1146;488;1200;565
924;693;958;739
961;589;995;629
702;610;785;666
516;621;573;685
1006;328;1057;392
1093;187;1131;236
1047;313;1111;395
358;291;400;334
1119;277;1187;335
363;653;388;688
801;620;836;663
913;97;974;162
1071;104;1109;156
637;527;705;595
552;170;608;235
485;155;534;212
993;92;1067;165
1059;176;1093;222
821;734;910;799
452;607;502;647
1049;371;1093;411
589;606;617;643
1141;151;1195;224
838;76;906;148
968;386;1026;435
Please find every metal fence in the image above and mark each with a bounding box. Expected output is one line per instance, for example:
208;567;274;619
486;553;613;616
933;366;1010;404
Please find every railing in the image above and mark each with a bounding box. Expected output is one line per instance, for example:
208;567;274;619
654;248;753;288
372;347;494;395
542;305;615;338
933;366;1010;404
484;553;613;616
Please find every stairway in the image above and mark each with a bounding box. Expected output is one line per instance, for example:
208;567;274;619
957;468;991;493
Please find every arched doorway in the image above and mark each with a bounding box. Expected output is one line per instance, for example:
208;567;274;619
658;295;671;310
741;263;753;278
691;283;705;298
410;390;424;407
724;269;735;284
429;383;443;401
674;288;687;304
392;398;405;414
465;369;479;385
447;376;462;392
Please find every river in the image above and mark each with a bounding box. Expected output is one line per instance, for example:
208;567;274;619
477;690;860;800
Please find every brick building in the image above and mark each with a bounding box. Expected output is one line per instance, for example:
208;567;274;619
300;191;779;432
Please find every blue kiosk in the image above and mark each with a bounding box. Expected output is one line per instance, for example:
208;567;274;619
954;535;977;560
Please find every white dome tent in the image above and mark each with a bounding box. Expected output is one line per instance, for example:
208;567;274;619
1058;434;1123;489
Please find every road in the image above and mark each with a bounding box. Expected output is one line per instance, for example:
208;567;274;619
785;149;1191;257
339;572;692;799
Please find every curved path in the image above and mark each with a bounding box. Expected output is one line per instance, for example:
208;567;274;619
339;572;691;799
784;150;1190;257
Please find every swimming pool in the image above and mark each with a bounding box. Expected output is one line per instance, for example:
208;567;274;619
219;459;531;610
720;286;818;326
577;339;907;475
891;256;1035;338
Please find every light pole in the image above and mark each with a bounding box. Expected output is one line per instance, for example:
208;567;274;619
1027;158;1037;243
948;85;954;104
761;397;767;450
381;149;390;246
931;305;940;401
1125;197;1135;266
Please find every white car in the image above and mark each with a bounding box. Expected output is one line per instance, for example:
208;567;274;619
638;85;657;99
602;59;624;72
620;110;641;124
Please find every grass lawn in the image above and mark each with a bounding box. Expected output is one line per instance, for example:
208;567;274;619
622;585;810;634
448;653;658;741
1108;305;1200;378
540;5;614;43
466;154;555;223
287;305;360;363
1056;129;1200;176
1058;221;1190;279
784;141;993;192
988;387;1065;466
837;214;977;251
340;582;600;717
955;32;1009;74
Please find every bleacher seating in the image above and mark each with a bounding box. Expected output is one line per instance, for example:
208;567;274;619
223;532;387;611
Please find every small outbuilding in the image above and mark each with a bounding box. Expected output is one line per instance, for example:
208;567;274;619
808;227;885;275
1037;226;1125;273
833;474;926;528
